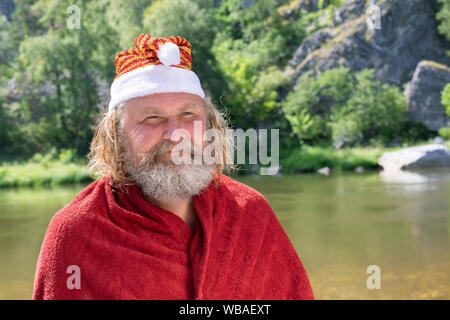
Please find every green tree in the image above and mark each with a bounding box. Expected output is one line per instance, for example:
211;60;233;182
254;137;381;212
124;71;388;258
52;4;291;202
142;0;227;103
283;68;354;145
329;69;406;147
437;0;450;42
105;0;153;49
0;14;18;159
438;82;450;140
441;82;450;116
284;68;406;147
211;0;307;128
15;0;120;156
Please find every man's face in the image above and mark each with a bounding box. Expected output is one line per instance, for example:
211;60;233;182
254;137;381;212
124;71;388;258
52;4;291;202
121;92;207;164
119;92;215;201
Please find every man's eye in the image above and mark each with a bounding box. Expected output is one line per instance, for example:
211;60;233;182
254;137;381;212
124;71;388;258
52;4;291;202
145;116;159;120
182;112;193;116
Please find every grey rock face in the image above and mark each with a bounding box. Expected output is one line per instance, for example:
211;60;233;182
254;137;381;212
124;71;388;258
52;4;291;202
279;0;329;20
332;0;366;27
0;0;14;21
285;0;450;88
433;136;446;144
378;144;450;171
287;29;332;69
405;61;450;131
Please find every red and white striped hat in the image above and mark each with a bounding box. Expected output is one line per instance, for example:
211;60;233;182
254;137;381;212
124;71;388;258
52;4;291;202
108;34;205;113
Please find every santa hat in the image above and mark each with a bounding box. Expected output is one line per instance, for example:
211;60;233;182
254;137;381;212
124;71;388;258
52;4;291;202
108;34;205;113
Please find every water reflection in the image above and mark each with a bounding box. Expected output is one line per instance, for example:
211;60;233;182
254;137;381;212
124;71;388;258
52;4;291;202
379;168;449;269
0;184;88;299
379;168;450;190
239;168;450;299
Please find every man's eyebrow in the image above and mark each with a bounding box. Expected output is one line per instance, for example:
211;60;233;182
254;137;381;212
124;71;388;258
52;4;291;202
178;103;202;111
137;102;202;117
137;106;161;116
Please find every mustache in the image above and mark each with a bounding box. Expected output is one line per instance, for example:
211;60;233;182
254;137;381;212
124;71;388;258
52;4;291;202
137;139;202;164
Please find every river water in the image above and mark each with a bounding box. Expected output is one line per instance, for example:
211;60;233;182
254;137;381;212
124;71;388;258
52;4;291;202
0;169;449;299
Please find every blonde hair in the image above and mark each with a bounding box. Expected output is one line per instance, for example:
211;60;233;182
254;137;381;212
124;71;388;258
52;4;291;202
86;94;234;191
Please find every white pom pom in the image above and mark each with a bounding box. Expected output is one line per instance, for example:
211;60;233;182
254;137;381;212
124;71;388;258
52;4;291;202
157;42;181;66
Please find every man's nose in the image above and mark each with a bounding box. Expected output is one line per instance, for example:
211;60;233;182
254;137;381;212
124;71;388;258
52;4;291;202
162;119;183;142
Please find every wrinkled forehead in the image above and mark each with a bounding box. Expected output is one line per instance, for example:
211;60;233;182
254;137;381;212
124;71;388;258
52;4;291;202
121;93;206;116
135;102;204;117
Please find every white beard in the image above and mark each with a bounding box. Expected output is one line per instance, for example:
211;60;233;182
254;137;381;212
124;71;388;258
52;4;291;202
126;162;214;201
122;137;214;201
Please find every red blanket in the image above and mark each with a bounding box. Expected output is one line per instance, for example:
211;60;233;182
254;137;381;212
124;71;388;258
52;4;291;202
32;174;314;299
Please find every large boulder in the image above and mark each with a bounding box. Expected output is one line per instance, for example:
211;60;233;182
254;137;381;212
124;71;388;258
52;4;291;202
285;0;450;88
405;60;450;131
378;144;450;171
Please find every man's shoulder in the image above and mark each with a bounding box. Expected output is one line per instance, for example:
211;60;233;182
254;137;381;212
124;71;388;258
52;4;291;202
217;174;272;210
48;177;109;231
216;174;283;236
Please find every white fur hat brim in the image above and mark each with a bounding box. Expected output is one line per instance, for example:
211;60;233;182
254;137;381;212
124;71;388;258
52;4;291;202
108;64;205;113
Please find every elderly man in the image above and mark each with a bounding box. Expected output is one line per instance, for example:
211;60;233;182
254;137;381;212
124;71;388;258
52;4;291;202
32;34;314;300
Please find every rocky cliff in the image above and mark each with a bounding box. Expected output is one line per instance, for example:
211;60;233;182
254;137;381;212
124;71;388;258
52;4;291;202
284;0;450;131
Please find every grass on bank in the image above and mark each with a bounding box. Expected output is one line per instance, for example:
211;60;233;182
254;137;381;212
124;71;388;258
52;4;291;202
280;139;450;174
0;148;93;188
280;145;384;174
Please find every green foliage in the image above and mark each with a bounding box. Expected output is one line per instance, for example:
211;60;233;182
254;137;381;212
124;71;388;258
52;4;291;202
437;0;450;42
58;148;78;163
0;147;91;188
0;14;15;73
285;107;328;143
441;83;450;116
212;0;307;127
438;127;450;140
30;147;79;164
297;0;344;33
1;0;438;176
8;0;121;158
105;0;153;48
30;147;58;164
216;0;283;41
0;160;92;188
330;69;406;147
213;35;289;126
397;119;434;144
0;14;20;158
284;68;353;144
142;0;226;101
284;68;407;148
2;0;310;161
280;145;383;174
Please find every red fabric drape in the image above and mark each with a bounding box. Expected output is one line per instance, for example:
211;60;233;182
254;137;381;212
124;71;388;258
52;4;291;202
32;174;314;300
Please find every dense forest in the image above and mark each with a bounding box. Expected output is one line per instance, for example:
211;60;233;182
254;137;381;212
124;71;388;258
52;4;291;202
0;0;449;165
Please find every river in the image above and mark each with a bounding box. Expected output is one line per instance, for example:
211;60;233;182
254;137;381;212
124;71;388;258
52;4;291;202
0;168;449;299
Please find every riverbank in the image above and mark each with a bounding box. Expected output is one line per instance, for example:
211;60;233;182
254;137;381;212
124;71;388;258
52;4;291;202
0;148;93;188
280;145;385;174
280;139;450;174
0;160;92;188
1;140;449;188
